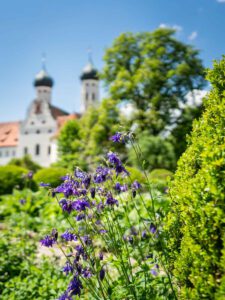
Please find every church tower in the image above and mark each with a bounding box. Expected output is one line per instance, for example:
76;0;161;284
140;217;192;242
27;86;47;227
80;54;99;113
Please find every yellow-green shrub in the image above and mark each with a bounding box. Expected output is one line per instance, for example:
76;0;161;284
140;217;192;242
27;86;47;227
164;57;225;299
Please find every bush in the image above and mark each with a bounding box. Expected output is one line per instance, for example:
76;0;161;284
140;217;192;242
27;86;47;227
164;57;225;299
149;169;173;192
34;167;68;188
8;155;41;173
128;133;176;171
0;165;36;195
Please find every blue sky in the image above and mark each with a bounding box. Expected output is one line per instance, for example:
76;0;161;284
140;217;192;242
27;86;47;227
0;0;224;122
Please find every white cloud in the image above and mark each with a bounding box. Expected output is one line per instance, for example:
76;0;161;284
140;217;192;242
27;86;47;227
159;23;183;32
217;0;225;3
188;31;198;41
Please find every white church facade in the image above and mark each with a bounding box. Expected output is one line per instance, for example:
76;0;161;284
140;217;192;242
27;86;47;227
0;58;100;167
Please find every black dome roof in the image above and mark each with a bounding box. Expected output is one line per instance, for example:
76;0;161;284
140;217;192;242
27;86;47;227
34;69;54;87
80;62;99;81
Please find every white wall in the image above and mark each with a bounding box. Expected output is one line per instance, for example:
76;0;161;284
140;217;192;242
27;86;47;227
0;146;17;165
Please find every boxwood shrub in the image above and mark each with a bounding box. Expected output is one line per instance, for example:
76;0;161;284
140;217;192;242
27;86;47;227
34;167;68;188
164;57;225;299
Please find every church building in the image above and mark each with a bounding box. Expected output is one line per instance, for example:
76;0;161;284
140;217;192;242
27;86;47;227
0;58;99;166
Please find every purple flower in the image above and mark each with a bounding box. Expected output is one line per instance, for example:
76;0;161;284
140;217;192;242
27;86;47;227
75;245;85;256
67;276;83;296
110;132;123;143
40;235;56;247
40;182;51;187
94;166;111;184
150;223;157;234
90;187;95;198
99;252;104;260
61;230;77;242
105;193;118;206
62;262;73;275
52;228;58;241
19;199;26;205
58;292;72;300
99;268;105;281
132;180;142;190
72;199;90;211
74;168;86;179
82;235;92;245
82;175;91;189
99;229;107;234
141;230;148;239
76;213;85;221
59;199;73;214
150;268;158;276
27;171;33;179
107;152;121;166
82;267;92;278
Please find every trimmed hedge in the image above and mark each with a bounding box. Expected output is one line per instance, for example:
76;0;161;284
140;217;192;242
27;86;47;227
164;57;225;299
0;165;33;195
149;169;173;192
34;167;68;188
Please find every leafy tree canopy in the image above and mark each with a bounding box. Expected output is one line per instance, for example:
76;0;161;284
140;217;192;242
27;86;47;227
102;28;206;134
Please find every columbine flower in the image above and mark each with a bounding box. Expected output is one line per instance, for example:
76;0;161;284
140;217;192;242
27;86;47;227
76;213;85;221
72;199;90;211
82;267;92;278
99;252;104;260
61;230;77;242
27;171;33;179
99;229;107;234
105;193;119;206
40;235;56;247
19;199;26;205
141;230;148;239
94;166;111;184
40;182;51;187
107;152;121;166
90;187;95;198
150;264;159;276
67;276;83;296
82;235;92;245
150;223;157;234
59;199;73;214
132;180;142;190
110;132;123;143
62;262;73;275
99;268;105;281
58;292;72;300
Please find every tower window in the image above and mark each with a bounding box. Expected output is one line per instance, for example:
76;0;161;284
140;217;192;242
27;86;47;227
86;92;88;101
24;147;28;155
48;145;51;155
92;83;95;87
35;144;40;156
86;83;89;87
36;130;40;134
92;93;95;101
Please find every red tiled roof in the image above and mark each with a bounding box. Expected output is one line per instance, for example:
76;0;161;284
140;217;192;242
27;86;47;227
49;104;69;119
0;122;20;147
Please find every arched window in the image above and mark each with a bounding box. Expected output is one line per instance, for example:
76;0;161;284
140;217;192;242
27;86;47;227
92;93;95;101
35;144;40;156
36;130;40;134
86;92;88;101
24;147;28;155
48;145;51;155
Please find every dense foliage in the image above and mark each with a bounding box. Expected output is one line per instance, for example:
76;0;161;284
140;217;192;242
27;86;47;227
164;57;225;298
0;165;36;195
8;155;42;173
102;28;205;135
34;167;68;188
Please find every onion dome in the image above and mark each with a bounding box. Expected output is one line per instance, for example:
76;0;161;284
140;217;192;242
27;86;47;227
34;68;54;88
80;61;99;81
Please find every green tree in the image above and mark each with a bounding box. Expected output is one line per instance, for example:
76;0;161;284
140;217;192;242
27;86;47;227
102;28;205;135
164;57;225;299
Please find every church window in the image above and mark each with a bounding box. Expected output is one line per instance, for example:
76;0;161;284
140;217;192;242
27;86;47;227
0;151;2;157
48;145;51;155
48;129;52;133
86;92;88;101
24;147;28;155
35;144;40;156
24;131;28;135
31;121;34;125
92;83;95;87
12;150;16;157
92;93;95;101
36;130;40;134
42;120;46;124
86;83;89;87
5;150;9;157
